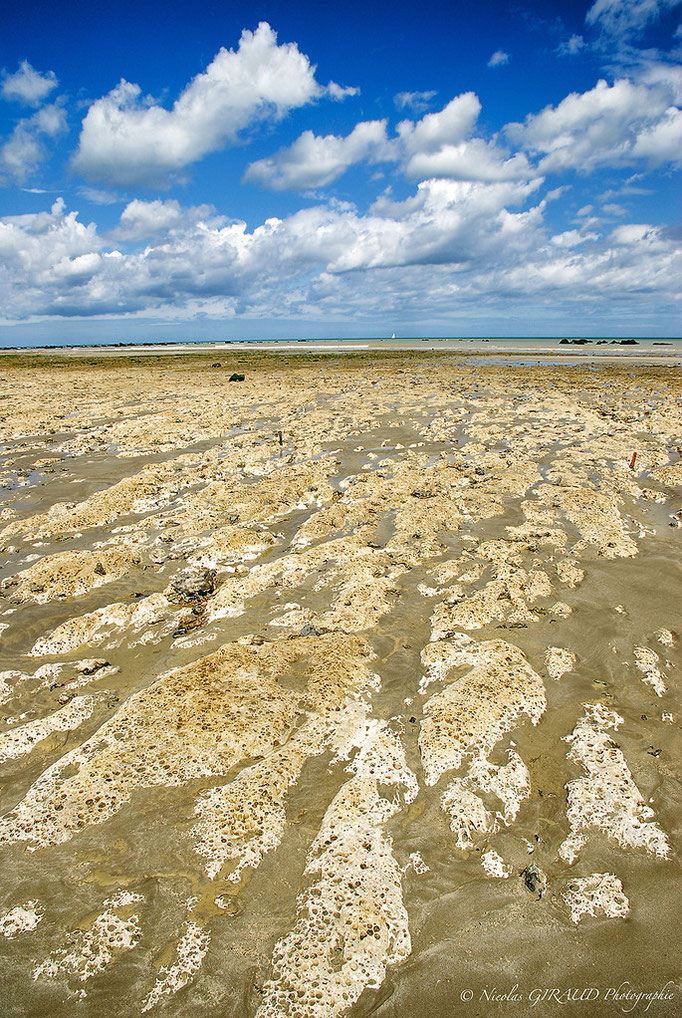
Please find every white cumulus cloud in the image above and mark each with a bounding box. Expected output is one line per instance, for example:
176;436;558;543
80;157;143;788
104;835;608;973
1;60;58;106
397;93;481;154
0;188;679;330
404;138;532;181
72;22;345;186
111;198;221;241
1;102;67;183
244;120;390;190
245;92;531;191
506;77;682;172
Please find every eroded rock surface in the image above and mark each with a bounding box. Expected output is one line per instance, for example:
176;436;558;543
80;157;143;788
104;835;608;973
0;353;679;1018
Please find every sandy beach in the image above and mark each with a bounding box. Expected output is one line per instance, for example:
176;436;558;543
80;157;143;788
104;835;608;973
0;350;680;1017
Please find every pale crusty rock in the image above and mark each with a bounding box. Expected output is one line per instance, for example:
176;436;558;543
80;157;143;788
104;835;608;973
0;900;44;938
468;750;531;825
256;724;417;1018
145;455;337;538
0;660;116;708
0;671;14;704
191;724;324;882
545;646;577;681
634;646;667;696
190;636;377;881
656;628;674;647
431;560;551;636
33;890;142;983
141;921;210;1013
30;592;181;656
419;632;474;693
186;525;274;569
481;849;512;879
559;704;670;864
430;558;483;587
563;873;630;924
555;558;585;588
404;851;429;875
419;638;546;785
208;537;405;634
537;485;637;559
549;601;573;617
651;461;682;487
441;779;494;850
0;696;96;764
440;748;531;851
506;500;567;549
3;351;682;1016
0;635;371;851
290;454;466;555
1;459;198;541
10;548;140;604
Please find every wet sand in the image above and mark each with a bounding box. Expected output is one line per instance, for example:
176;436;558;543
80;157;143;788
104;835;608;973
0;351;680;1017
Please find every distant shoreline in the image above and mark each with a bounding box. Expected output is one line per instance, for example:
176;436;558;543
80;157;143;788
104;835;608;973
1;336;680;366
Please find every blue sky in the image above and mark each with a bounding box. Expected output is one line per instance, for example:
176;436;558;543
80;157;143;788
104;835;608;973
0;0;680;344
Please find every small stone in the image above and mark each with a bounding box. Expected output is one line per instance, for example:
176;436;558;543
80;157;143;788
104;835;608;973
93;562;106;576
171;568;216;601
520;863;546;899
300;624;317;637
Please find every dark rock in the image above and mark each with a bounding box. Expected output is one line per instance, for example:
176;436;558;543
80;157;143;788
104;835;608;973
520;864;546;898
228;372;245;382
474;467;485;476
300;624;317;637
93;562;106;576
171;567;216;601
